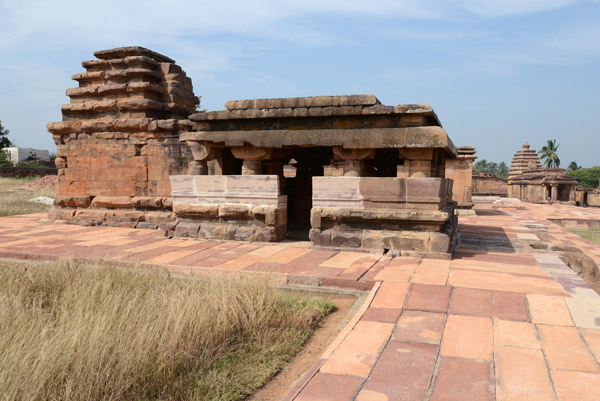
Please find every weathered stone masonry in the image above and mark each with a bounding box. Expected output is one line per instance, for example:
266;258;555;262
47;47;195;228
48;46;470;257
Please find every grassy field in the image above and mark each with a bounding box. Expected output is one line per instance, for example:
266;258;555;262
0;176;55;216
0;259;334;401
568;228;600;246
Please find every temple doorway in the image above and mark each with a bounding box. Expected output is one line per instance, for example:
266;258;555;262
284;147;330;240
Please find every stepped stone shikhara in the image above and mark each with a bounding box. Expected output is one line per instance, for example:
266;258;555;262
47;46;196;228
507;142;577;204
507;142;542;180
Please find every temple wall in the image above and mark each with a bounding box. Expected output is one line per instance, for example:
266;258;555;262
445;158;472;208
589;192;600;208
472;174;507;196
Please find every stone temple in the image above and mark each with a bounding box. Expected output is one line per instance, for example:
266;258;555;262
507;142;577;204
47;46;475;258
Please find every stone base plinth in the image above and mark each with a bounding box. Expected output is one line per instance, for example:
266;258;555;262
310;177;458;257
48;195;174;228
169;175;287;242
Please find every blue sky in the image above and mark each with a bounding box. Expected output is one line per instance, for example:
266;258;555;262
1;0;599;166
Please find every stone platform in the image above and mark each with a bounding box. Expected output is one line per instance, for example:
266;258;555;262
2;201;600;400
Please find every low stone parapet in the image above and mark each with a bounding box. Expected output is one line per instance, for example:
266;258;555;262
309;177;457;257
169;175;287;241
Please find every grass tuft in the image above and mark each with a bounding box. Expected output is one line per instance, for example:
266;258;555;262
0;177;55;216
0;259;334;401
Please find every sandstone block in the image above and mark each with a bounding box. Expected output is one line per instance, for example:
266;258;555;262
75;210;107;221
331;229;362;248
132;196;163;209
48;208;76;219
255;226;285;242
135;222;159;230
218;204;251;219
310;208;322;228
73;196;92;208
430;232;451;253
234;226;256;241
252;206;287;226
114;118;151;131
309;228;331;247
173;204;218;217
54;196;76;207
97;83;127;94
92;196;133;208
174;221;201;238
383;232;428;251
361;230;384;249
145;211;174;223
54;157;67;169
106;210;144;222
47;121;82;135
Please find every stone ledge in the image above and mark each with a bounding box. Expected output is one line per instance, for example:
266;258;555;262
224;95;380;110
180;126;454;154
93;46;175;63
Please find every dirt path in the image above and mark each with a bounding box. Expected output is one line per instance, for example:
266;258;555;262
249;292;362;401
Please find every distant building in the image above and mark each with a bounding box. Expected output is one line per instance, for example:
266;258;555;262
1;147;50;166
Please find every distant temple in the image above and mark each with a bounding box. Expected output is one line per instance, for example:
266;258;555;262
507;142;577;204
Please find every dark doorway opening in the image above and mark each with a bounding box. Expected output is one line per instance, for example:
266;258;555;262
284;147;331;241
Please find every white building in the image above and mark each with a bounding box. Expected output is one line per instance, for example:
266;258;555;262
1;147;50;165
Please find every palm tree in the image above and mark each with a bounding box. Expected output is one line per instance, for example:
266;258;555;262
567;161;580;172
539;139;560;168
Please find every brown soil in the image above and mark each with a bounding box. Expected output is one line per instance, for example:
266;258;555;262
249;291;363;401
21;175;57;190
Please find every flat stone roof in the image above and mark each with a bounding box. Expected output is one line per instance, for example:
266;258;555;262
184;95;456;156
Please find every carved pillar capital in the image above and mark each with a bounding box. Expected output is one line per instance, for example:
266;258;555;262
187;141;219;162
231;145;273;161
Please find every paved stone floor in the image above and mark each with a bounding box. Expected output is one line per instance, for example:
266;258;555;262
2;200;600;400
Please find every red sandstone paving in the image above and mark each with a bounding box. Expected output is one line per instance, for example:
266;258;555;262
294;373;364;401
429;356;495;401
5;205;600;400
491;290;530;321
356;341;438;401
449;287;492;316
537;325;598;372
550;370;600;401
404;283;451;313
441;315;493;360
392;310;446;345
320;320;394;378
360;307;402;323
494;346;557;401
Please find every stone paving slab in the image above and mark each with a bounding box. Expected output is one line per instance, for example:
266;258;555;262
2;202;600;400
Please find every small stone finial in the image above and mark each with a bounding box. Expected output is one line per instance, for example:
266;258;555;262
523;142;530;150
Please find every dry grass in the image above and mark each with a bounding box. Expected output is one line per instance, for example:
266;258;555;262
0;177;55;216
0;259;334;401
568;228;600;246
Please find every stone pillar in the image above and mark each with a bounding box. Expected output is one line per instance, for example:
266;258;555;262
231;146;270;175
569;185;576;204
332;147;375;177
551;185;558;203
187;142;219;175
398;148;435;178
264;160;288;193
